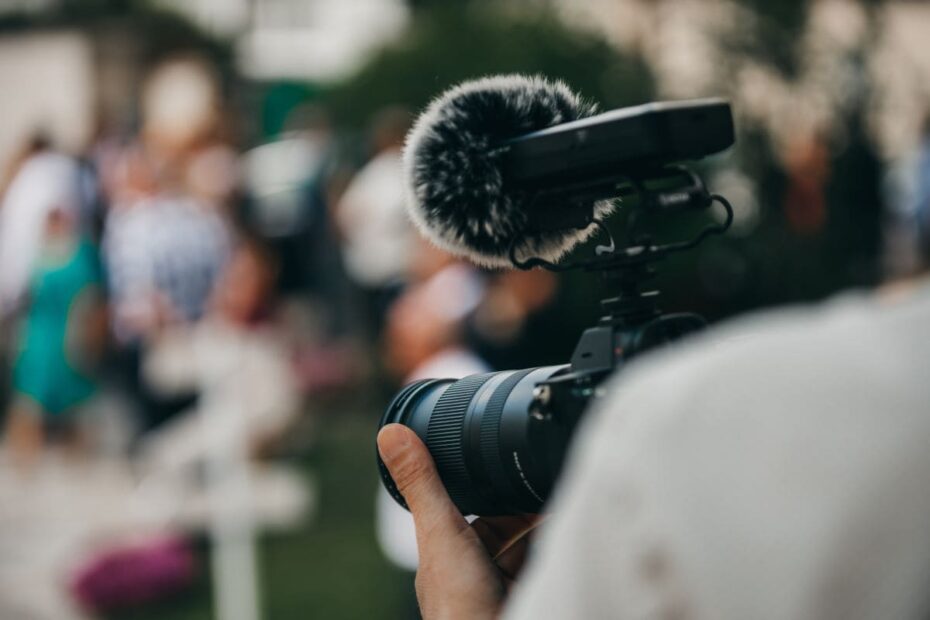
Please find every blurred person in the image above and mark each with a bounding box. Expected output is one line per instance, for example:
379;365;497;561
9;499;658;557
136;236;299;620
98;57;237;210
883;111;930;279
782;132;831;236
0;135;89;317
468;268;559;370
383;239;488;383
916;116;930;257
241;104;353;340
139;234;298;478
3;207;105;471
908;112;930;263
242;104;334;245
335;107;415;332
100;57;235;432
102;192;231;433
103;56;234;338
377;240;488;575
103;194;231;342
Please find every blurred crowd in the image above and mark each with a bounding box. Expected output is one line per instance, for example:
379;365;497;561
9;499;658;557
0;53;568;619
0;1;928;618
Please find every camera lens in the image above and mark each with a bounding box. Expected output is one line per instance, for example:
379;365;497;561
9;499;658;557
377;365;568;516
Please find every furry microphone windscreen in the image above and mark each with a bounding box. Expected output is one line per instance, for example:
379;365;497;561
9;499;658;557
404;74;606;269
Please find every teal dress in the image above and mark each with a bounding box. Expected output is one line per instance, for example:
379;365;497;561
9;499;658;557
13;239;102;416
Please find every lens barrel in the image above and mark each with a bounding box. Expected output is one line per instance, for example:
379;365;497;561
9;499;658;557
377;365;567;516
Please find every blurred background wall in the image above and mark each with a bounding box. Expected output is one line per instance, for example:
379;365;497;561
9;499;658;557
0;32;94;167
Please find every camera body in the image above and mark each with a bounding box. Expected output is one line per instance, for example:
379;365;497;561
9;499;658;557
379;98;735;516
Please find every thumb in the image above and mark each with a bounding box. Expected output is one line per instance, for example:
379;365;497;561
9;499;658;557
377;423;467;538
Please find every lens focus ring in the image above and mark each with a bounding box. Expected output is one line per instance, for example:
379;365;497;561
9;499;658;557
427;373;492;511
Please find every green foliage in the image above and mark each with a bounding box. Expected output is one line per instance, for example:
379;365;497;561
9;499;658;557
324;3;654;128
714;0;809;78
0;2;232;74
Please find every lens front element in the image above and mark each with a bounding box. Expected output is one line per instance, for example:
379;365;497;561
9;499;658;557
377;365;567;516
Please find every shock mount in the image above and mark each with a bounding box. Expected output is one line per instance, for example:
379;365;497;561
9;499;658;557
507;165;734;430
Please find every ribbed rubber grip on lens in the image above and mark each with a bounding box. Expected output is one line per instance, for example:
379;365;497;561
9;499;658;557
377;379;442;511
427;373;492;511
479;368;537;494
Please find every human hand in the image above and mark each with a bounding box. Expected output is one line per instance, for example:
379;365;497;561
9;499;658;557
377;424;537;620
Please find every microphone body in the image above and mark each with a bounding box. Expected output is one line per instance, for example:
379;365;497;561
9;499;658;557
403;74;603;269
404;75;734;269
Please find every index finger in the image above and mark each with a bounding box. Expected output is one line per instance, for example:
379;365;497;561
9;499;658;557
470;515;540;559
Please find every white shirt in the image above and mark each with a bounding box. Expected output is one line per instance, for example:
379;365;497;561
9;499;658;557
506;285;930;620
336;148;413;286
103;196;230;341
0;152;82;315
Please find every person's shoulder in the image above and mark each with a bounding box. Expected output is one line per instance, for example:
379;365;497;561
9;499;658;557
588;285;930;441
508;285;930;620
630;287;923;382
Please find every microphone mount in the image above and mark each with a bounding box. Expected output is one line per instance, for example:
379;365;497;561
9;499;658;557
508;165;732;273
508;164;734;378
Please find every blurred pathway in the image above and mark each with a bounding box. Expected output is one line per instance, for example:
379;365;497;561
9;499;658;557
0;452;310;620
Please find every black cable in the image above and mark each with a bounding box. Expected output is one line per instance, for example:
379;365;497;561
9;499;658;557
509;193;733;271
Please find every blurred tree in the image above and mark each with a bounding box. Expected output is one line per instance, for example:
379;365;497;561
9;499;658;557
322;2;656;366
0;1;239;142
324;2;654;128
0;2;233;79
406;0;472;9
325;0;886;362
730;0;811;76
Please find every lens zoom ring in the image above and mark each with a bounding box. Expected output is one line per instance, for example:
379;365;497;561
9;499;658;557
479;368;537;495
427;373;492;508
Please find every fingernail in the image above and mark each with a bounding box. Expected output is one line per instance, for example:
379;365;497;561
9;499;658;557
378;424;411;463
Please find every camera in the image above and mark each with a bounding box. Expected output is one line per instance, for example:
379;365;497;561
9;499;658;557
378;96;735;516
